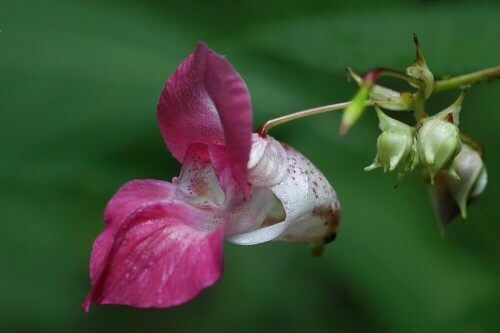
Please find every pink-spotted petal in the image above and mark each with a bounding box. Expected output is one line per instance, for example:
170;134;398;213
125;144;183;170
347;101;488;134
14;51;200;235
157;42;252;195
82;202;223;312
227;141;340;246
175;143;225;206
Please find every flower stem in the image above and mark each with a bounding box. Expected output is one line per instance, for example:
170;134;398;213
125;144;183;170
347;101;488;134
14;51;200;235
362;67;424;88
432;66;500;94
257;102;350;137
257;100;396;137
257;65;499;137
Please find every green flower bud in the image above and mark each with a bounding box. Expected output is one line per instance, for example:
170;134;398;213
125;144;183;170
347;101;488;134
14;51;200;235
417;117;461;183
340;84;370;134
417;91;465;183
406;34;434;98
365;106;416;173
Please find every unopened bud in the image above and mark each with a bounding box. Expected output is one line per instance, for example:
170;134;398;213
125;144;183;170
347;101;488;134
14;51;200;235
417;91;465;182
417;117;461;183
406;34;434;98
449;143;487;218
365;106;415;172
428;143;487;225
340;84;370;134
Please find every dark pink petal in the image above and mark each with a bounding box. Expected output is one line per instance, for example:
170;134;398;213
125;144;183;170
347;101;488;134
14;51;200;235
208;144;241;201
157;42;252;196
89;180;177;283
104;179;176;226
82;202;224;312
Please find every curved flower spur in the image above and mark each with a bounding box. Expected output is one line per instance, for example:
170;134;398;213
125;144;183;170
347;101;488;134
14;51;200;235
82;42;340;311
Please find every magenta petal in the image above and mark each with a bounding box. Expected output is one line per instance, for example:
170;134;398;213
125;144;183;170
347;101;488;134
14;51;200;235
203;45;252;195
82;203;224;312
158;42;252;195
88;180;177;286
104;179;176;226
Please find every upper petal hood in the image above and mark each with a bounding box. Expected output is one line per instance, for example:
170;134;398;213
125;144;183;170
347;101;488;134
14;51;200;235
157;42;252;196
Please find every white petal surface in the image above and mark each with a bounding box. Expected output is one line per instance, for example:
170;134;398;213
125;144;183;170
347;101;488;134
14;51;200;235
175;143;225;207
228;139;340;246
247;134;288;187
448;144;485;217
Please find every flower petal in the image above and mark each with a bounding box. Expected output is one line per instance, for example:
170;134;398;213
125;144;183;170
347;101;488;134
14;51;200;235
104;179;176;226
227;141;340;247
157;42;252;195
82;202;223;312
428;173;460;226
224;188;276;236
91;180;178;285
175;143;225;207
448;144;485;216
247;134;288;188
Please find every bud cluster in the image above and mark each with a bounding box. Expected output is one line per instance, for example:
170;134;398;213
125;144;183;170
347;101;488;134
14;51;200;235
260;34;492;226
365;92;464;185
342;34;490;225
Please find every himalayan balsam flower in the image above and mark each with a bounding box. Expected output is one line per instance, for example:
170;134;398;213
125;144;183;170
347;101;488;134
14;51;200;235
82;42;340;312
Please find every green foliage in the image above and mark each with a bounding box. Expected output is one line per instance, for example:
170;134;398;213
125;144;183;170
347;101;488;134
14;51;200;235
1;0;499;332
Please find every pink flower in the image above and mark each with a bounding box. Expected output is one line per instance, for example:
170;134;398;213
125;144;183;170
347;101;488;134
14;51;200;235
82;42;340;312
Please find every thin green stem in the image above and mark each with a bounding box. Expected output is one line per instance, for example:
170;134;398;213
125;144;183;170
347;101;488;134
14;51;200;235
432;66;500;93
257;100;397;137
257;65;499;137
411;90;428;120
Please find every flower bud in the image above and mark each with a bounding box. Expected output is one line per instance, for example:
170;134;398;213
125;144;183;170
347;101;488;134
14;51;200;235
417;92;465;183
365;106;415;172
406;34;434;98
417;117;461;183
428;143;487;225
340;83;370;134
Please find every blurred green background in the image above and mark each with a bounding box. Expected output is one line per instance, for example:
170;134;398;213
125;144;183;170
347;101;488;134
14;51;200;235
1;0;499;332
